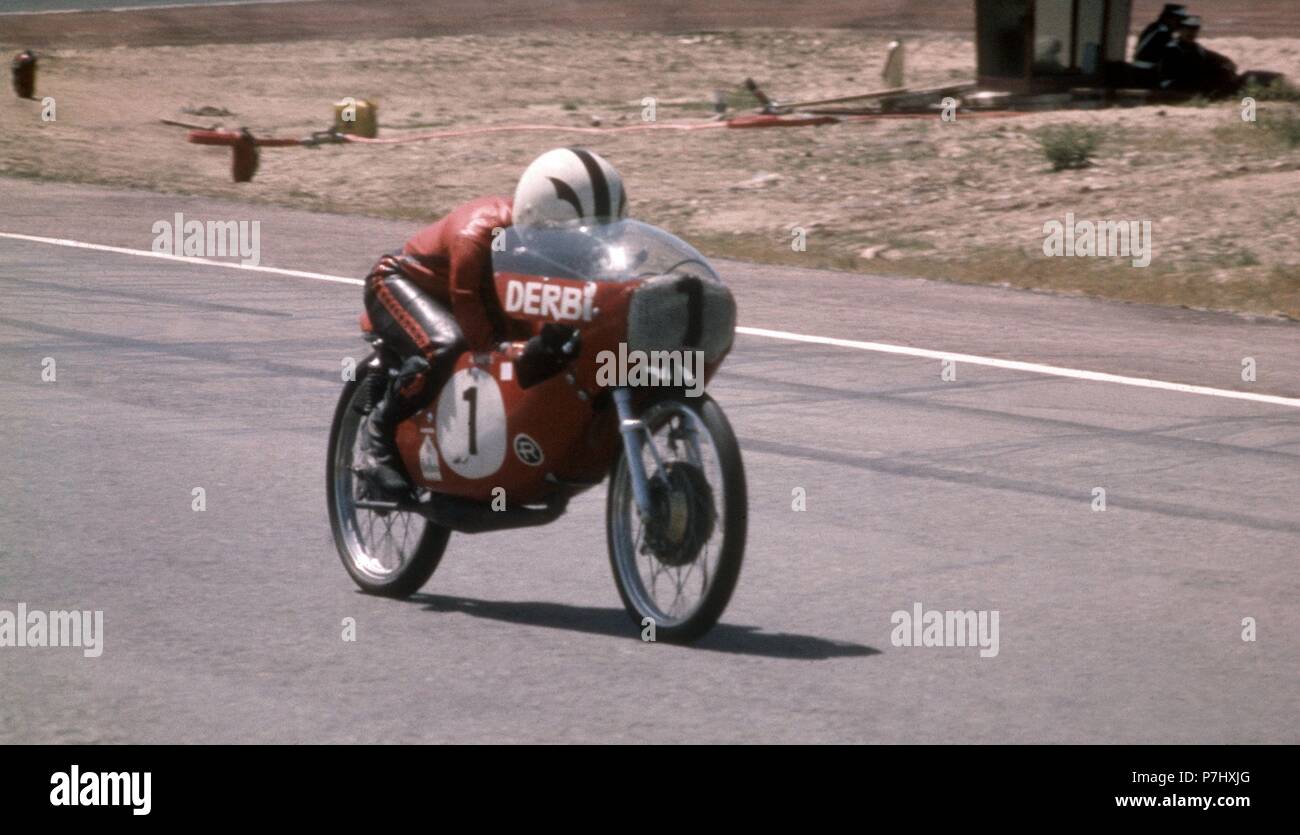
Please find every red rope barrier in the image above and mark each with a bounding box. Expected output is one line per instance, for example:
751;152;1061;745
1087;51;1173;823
184;112;853;149
183;110;1023;181
187;130;302;147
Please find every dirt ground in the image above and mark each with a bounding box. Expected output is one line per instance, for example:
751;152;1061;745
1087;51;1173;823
2;27;1299;318
4;0;1299;46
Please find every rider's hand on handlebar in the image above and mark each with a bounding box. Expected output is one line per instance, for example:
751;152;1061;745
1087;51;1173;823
538;323;580;358
516;324;580;389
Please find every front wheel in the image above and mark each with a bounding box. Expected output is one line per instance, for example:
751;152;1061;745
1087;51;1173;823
606;394;747;643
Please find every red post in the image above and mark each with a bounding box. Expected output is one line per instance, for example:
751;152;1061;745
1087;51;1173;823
11;50;37;99
232;128;259;183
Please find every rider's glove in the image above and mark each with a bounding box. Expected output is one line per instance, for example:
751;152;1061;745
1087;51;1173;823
517;324;580;389
541;323;581;359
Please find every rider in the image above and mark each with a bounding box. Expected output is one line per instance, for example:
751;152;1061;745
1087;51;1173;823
359;147;628;498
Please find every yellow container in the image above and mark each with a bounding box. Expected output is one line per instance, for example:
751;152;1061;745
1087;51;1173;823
333;98;378;138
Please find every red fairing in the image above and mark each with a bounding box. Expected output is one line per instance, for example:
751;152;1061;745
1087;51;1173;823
399;195;514;351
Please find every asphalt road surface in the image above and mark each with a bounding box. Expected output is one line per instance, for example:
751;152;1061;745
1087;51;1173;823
1;179;1296;743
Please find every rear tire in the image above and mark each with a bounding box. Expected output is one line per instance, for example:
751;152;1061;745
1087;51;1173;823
606;394;747;643
327;359;450;598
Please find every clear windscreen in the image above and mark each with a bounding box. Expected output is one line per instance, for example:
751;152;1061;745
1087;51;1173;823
493;220;719;283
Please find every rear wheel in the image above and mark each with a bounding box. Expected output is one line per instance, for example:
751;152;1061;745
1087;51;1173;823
327;360;450;598
606;394;747;643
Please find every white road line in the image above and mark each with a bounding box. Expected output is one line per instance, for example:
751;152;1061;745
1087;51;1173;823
0;0;315;17
0;232;362;286
4;230;1298;410
736;326;1300;409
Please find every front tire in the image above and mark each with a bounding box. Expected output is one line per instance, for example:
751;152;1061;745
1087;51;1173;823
606;394;747;643
327;360;450;598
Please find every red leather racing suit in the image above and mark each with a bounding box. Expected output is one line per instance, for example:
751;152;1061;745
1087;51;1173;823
363;195;513;415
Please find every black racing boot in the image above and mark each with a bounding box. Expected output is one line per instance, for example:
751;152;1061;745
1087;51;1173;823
358;356;430;501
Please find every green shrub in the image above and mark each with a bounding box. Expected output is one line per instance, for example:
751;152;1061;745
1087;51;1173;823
1036;125;1102;171
1261;111;1300;148
1242;78;1300;103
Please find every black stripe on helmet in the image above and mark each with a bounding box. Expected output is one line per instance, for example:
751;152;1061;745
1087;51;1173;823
568;147;610;220
547;176;584;219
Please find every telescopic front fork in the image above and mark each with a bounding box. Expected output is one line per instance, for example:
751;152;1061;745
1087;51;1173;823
613;387;666;519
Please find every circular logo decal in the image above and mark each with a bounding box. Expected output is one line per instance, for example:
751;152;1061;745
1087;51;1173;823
513;433;544;466
434;367;506;479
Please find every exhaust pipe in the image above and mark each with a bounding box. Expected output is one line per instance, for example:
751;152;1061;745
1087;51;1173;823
356;492;569;534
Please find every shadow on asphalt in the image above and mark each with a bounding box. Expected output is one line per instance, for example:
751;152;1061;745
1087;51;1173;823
405;593;880;661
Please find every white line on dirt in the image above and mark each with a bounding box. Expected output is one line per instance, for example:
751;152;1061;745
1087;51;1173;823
4;230;1298;409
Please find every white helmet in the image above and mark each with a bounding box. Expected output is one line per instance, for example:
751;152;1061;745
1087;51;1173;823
513;147;627;229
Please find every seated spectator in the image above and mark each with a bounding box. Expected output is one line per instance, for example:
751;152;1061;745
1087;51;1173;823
1135;4;1188;63
1159;16;1240;96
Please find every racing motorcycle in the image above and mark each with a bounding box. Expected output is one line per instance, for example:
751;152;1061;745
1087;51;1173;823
326;219;746;642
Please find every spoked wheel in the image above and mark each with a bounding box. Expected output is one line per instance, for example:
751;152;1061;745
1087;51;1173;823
326;362;450;598
607;394;747;643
